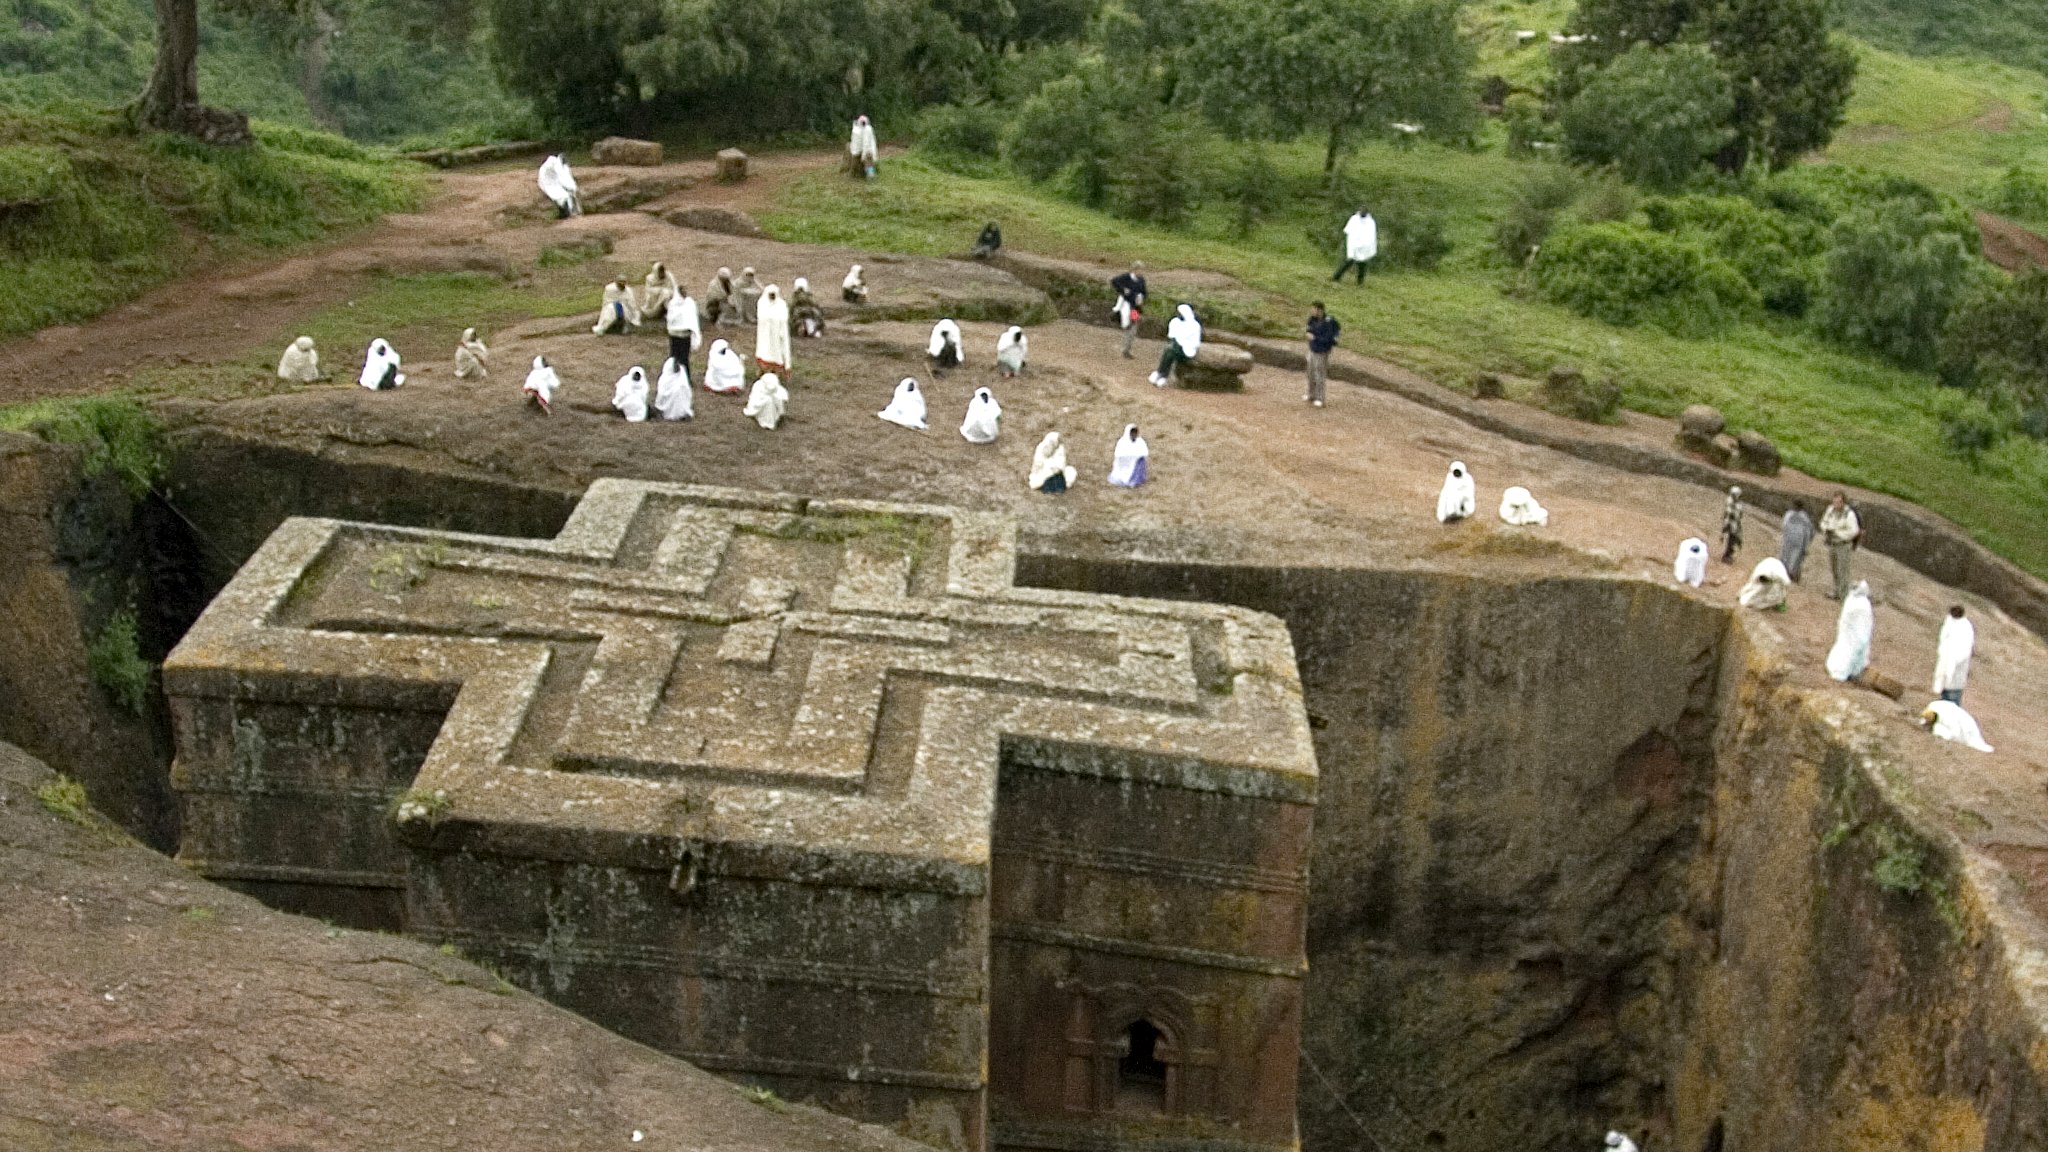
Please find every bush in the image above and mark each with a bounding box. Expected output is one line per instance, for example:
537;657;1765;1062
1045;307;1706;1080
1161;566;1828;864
87;608;153;716
0;395;166;496
1006;74;1117;206
917;102;1008;174
1495;166;1580;265
1982;166;2048;225
1503;93;1555;159
1381;211;1452;271
1940;404;2006;465
1644;194;1827;315
1940;269;2048;412
1813;197;1986;369
1763;165;1977;249
1532;221;1758;334
1561;44;1732;191
1106;111;1208;228
1219;147;1284;238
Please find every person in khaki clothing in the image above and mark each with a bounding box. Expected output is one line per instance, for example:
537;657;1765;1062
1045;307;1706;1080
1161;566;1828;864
1820;491;1862;600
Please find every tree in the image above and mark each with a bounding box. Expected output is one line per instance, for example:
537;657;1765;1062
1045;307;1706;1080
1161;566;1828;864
1813;198;1986;369
139;0;255;142
1182;0;1476;175
1941;270;2048;421
1561;44;1730;190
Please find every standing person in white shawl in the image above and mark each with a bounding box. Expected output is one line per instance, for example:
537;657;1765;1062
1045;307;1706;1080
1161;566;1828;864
1029;432;1076;494
928;319;963;374
640;261;679;319
358;339;404;390
1826;581;1875;682
703;339;746;394
960;388;1001;443
755;284;791;374
1674;538;1709;588
455;327;489;379
1436;462;1475;523
1739;558;1790;610
1920;700;1993;753
537;154;580;218
611;366;650;422
878;377;927;429
1149;305;1201;388
1499;485;1548;526
522;355;559;413
743;372;788;429
1931;605;1974;704
996;326;1028;378
1108;425;1149;488
665;286;701;371
842;263;868;304
1333;207;1377;283
277;336;321;382
654;356;692;421
593;277;641;335
849;114;878;178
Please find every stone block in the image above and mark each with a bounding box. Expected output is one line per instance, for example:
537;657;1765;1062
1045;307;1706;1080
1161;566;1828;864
1178;343;1255;392
1680;404;1726;439
591;136;663;166
716;148;749;183
1736;429;1781;476
660;206;763;238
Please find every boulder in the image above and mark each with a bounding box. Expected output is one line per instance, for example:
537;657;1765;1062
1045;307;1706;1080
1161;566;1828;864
590;136;662;167
1858;668;1906;701
1735;429;1781;476
1542;365;1619;423
1680;404;1726;439
716;148;749;183
660;206;763;238
1473;372;1505;400
1542;365;1585;400
1177;343;1255;392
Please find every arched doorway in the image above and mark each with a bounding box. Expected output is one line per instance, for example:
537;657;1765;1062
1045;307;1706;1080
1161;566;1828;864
1116;1019;1169;1114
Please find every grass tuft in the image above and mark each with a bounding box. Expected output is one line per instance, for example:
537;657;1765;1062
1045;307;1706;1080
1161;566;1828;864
35;774;92;825
86;607;154;716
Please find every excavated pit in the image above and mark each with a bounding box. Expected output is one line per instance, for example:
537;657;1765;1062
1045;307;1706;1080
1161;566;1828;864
6;429;2045;1152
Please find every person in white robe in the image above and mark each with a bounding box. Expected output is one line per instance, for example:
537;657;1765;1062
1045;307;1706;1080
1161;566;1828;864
653;356;692;421
665;289;701;369
1108;425;1149;488
842;263;868;304
735;267;763;324
928;319;963;373
1739;557;1790;610
1931;605;1974;703
1825;581;1874;682
611;366;650;422
1150;305;1202;387
1334;208;1377;283
537;154;580;218
791;277;825;337
1498;485;1548;526
755;284;792;373
455;327;489;380
705;268;736;328
522;355;559;414
960;388;1001;443
1436;462;1475;523
743;372;788;429
1603;1133;1639;1152
1674;538;1709;588
277;336;321;382
1920;700;1993;753
996;326;1028;378
878;377;927;430
849;115;878;177
703;339;746;393
641;262;679;319
1029;431;1076;494
358;339;404;390
593;278;641;335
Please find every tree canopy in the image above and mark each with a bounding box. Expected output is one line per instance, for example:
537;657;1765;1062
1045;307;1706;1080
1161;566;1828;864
1561;44;1732;191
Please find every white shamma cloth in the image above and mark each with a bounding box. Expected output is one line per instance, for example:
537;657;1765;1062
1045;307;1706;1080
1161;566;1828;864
755;285;791;372
703;340;746;393
653;357;692;420
522;356;559;413
1436;461;1475;523
1107;425;1149;488
878;377;928;429
743;372;788;429
1029;432;1076;493
537;154;580;216
1920;699;1993;753
1674;538;1709;588
611;366;650;423
1498;485;1548;526
277;336;320;382
1739;557;1790;610
455;328;489;379
358;339;404;390
1825;581;1874;682
960;388;1001;443
1931;612;1975;696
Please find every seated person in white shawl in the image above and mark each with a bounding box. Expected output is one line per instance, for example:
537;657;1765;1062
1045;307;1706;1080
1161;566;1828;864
878;377;927;430
743;372;789;429
996;326;1027;378
537;154;580;218
1919;699;1993;753
277;336;321;382
928;319;963;374
1931;605;1974;704
1108;425;1149;488
1029;432;1076;494
1498;485;1548;526
960;388;1001;443
1825;581;1874;682
791;278;826;337
1738;557;1790;610
734;267;763;324
1436;461;1475;523
703;339;747;393
641;262;678;319
705;268;736;328
755;284;792;373
654;356;692;421
593;278;641;335
455;327;489;379
611;366;650;422
842;264;868;304
358;339;404;390
1673;538;1708;588
1150;305;1201;387
522;355;559;414
665;288;701;369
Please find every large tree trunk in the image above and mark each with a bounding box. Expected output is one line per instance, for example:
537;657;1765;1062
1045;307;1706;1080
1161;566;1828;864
137;0;252;144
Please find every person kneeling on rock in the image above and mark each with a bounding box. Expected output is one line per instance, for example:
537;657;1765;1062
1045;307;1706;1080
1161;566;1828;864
1149;305;1201;388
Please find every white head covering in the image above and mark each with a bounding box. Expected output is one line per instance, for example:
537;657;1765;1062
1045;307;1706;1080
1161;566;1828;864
704;339;746;393
1603;1134;1637;1152
1436;461;1475;523
878;377;928;429
1932;611;1975;695
537;154;579;214
358;339;403;390
654;356;693;420
928;319;963;357
1029;431;1075;491
1739;557;1790;609
1921;699;1993;753
611;366;650;422
1674;538;1709;587
793;277;810;293
743;372;788;429
1168;305;1202;358
960;387;1002;443
1498;485;1548;526
277;335;319;382
755;285;791;369
1108;424;1149;488
843;264;865;289
455;328;488;379
1826;581;1875;682
522;355;560;409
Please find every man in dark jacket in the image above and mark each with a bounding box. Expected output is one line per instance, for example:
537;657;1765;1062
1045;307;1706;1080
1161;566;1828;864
1110;262;1147;358
1305;302;1340;407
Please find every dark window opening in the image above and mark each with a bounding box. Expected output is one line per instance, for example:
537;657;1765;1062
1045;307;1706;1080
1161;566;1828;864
1115;1020;1168;1113
1703;1118;1726;1152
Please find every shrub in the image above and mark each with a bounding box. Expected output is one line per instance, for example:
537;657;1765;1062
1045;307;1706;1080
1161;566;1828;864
1940;269;2048;413
1940;405;2006;465
1503;93;1554;159
1532;221;1758;334
1006;75;1117;207
1219;147;1284;238
916;101;1008;174
1105;111;1207;228
1495;165;1580;265
1764;165;1977;249
1561;44;1732;191
1813;197;1986;369
0;395;165;496
87;608;153;716
1381;211;1452;271
1982;166;2048;224
1644;194;1827;315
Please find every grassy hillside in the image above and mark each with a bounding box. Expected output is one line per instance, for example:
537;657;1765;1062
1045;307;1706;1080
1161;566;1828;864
1839;0;2048;77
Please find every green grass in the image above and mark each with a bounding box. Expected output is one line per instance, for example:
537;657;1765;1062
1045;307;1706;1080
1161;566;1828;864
34;774;92;825
0;394;166;495
1825;43;2048;211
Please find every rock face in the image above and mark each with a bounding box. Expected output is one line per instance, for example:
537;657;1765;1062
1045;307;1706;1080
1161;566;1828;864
1178;343;1256;391
590;136;663;166
717;147;749;183
163;481;1317;1152
661;205;764;238
1736;428;1781;476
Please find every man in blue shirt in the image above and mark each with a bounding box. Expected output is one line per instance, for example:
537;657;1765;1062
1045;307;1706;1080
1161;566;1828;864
1110;262;1147;359
1305;302;1340;407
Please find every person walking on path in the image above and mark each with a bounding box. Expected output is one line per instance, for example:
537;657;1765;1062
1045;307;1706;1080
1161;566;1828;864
1780;502;1815;582
1304;302;1339;408
1111;262;1147;359
1820;491;1863;600
1333;207;1377;284
1719;485;1744;563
